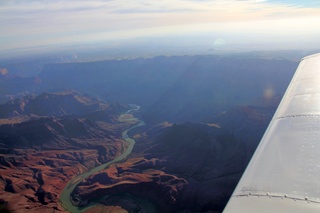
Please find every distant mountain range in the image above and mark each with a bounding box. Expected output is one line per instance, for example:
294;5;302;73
38;55;296;123
0;55;297;123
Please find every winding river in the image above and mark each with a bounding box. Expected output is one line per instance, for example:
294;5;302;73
59;104;152;212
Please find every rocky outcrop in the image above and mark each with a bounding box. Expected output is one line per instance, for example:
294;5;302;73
0;90;128;119
0;91;133;212
72;158;188;212
0;116;117;149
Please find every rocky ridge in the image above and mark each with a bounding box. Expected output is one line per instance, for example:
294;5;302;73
0;91;132;212
71;104;277;212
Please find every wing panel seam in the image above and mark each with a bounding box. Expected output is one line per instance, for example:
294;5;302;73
233;193;320;204
275;114;320;120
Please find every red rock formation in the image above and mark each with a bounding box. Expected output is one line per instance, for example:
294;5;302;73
0;91;133;212
72;157;187;212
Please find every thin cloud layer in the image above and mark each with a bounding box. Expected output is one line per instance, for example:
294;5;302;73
0;0;320;56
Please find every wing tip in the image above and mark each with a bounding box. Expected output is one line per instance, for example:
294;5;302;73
302;53;320;61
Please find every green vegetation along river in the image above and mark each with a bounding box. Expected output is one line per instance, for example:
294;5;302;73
59;105;154;212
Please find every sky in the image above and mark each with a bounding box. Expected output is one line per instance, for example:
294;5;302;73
1;0;320;59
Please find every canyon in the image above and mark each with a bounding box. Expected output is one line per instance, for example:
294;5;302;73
0;91;133;212
0;54;297;212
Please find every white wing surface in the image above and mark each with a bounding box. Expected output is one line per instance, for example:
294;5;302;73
223;53;320;213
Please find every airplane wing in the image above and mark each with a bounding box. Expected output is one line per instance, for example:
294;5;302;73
223;53;320;213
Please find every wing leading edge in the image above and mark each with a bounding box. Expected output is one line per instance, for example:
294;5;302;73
223;53;320;213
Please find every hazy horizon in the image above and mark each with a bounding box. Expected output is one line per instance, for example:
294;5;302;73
1;0;320;60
